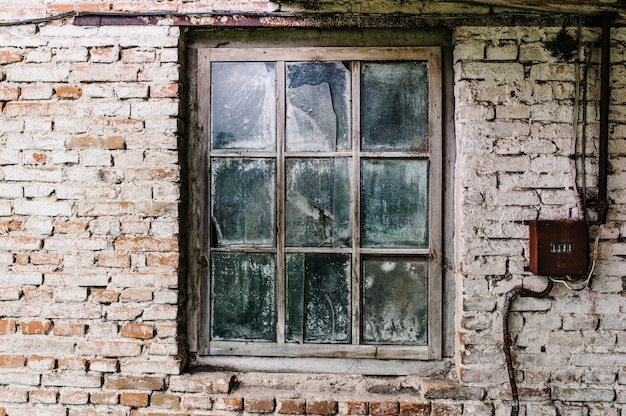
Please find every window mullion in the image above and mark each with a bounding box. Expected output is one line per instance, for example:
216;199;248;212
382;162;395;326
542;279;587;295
276;60;286;344
351;60;361;346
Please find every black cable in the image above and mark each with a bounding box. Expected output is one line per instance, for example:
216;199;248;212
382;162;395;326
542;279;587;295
502;280;554;416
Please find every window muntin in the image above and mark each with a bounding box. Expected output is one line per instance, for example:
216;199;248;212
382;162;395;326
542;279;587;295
201;47;442;360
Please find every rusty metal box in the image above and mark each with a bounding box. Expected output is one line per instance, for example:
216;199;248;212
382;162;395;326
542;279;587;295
528;220;589;276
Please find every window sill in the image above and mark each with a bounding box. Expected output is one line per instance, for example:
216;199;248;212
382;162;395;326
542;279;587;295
192;355;454;377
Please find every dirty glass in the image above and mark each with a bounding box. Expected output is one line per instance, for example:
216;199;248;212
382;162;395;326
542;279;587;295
211;253;276;341
285;158;351;247
285;62;351;152
361;62;429;151
362;258;427;345
211;62;276;151
361;159;428;248
285;253;351;343
211;158;276;247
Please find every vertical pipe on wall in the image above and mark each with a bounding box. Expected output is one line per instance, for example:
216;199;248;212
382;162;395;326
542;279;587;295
596;11;613;224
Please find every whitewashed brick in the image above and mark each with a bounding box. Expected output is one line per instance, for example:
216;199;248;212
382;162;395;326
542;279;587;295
80;149;112;167
3;166;63;182
6;64;69;82
23;217;54;234
14;200;72;216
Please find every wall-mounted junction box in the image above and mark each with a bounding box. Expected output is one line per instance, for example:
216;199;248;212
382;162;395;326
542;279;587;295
528;220;589;276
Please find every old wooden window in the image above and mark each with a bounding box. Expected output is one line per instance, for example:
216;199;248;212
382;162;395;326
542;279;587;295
193;46;442;361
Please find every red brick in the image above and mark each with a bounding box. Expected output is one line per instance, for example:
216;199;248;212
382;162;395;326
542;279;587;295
60;389;89;405
114;236;179;252
338;401;368;415
213;396;243;411
53;322;86;337
97;252;131;268
151;83;180;98
23;287;52;302
121;392;150;407
55;86;82;99
20;320;52;335
431;402;462;416
58;357;87;371
91;288;120;303
121;323;154;340
399;402;430;416
0;85;19;101
307;400;337;415
30;252;63;265
53;219;88;233
29;389;58;404
146;252;179;268
181;395;213;410
169;374;234;394
66;135;125;150
15;253;29;265
0;236;41;251
104;374;165;391
277;398;306;414
245;398;275;413
90;391;119;405
0;50;23;64
0;319;17;334
370;402;400;416
150;393;181;409
0;355;25;368
27;355;56;370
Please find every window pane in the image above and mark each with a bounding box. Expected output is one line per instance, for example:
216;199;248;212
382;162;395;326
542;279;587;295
362;258;427;345
361;62;429;151
286;62;351;152
211;62;276;151
285;158;351;247
361;159;428;248
211;253;276;341
211;158;276;247
285;253;351;343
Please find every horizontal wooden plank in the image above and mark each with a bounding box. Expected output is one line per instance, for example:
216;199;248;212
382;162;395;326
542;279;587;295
209;47;436;62
209;341;429;360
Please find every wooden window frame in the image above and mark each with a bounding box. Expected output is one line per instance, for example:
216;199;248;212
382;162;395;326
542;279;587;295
190;45;443;363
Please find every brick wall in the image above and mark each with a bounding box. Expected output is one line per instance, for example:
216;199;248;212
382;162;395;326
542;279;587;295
1;1;626;415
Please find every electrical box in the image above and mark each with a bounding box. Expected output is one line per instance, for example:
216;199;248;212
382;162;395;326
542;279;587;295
528;220;589;276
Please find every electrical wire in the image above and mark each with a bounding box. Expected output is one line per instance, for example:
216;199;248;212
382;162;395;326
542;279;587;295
549;229;600;291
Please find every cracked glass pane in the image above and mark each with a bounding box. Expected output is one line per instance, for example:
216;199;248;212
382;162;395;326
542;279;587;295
362;258;427;345
211;62;276;151
211;253;276;341
211;158;276;247
361;62;429;151
286;62;351;152
285;158;351;247
361;159;428;248
285;253;351;343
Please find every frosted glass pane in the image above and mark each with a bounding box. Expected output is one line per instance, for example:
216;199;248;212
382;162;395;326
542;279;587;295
285;253;351;343
286;62;351;151
361;62;429;151
211;158;276;247
211;253;276;341
362;258;427;345
361;159;428;248
211;62;276;151
285;158;351;247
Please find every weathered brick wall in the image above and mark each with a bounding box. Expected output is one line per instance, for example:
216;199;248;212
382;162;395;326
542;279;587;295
1;1;626;415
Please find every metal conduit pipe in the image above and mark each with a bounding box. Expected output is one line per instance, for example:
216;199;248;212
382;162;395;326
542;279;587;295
503;280;554;416
596;11;614;224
